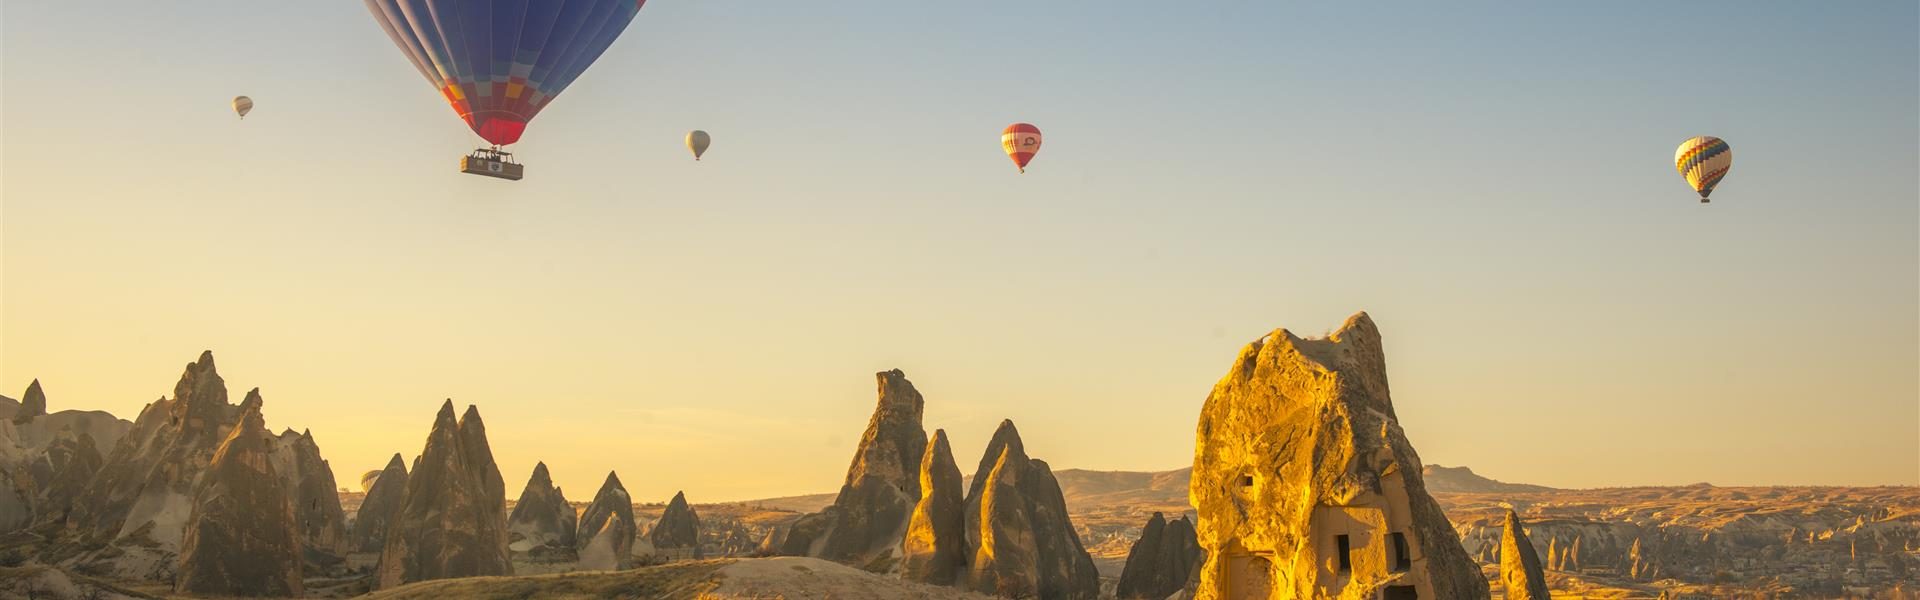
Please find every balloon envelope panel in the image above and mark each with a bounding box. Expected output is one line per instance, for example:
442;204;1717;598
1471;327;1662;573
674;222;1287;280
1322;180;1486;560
365;0;644;145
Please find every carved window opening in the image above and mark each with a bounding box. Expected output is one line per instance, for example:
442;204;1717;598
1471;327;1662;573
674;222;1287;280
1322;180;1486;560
1384;585;1418;599
1336;534;1352;573
1391;532;1411;572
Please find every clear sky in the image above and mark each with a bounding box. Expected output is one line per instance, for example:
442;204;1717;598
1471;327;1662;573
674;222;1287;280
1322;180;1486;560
4;2;1915;502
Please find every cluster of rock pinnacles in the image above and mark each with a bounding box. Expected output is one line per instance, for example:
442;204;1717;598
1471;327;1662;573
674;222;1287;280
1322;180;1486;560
1;312;1567;598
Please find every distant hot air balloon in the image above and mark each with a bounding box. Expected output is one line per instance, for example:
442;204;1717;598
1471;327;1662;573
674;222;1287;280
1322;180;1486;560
1002;123;1042;173
687;130;711;161
1674;136;1732;203
364;0;648;179
233;96;253;120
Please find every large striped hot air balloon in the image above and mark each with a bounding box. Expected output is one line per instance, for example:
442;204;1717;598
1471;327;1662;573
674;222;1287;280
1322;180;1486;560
1674;136;1732;203
1002;123;1042;173
364;0;645;149
232;96;253;119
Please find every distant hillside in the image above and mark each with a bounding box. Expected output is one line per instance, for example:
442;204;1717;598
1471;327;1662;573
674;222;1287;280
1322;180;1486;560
1421;465;1555;494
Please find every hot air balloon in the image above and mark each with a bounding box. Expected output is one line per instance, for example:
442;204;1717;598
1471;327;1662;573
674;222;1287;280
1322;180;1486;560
1674;136;1732;203
233;96;253;120
364;0;648;180
1002;123;1042;173
687;130;711;161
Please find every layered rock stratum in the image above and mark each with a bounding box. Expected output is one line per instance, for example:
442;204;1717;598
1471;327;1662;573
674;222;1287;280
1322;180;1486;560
376;401;512;587
1190;312;1489;599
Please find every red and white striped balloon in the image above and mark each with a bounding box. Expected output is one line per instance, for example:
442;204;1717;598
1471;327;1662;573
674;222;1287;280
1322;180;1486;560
1002;123;1042;173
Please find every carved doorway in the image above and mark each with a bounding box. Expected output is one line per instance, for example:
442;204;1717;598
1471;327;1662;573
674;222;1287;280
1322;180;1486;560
1224;551;1273;599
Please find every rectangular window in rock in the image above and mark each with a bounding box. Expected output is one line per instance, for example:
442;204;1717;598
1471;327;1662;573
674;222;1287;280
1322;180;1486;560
1336;534;1351;573
1391;532;1411;572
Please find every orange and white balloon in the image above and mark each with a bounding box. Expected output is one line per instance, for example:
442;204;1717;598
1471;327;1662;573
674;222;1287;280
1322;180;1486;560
1001;123;1042;173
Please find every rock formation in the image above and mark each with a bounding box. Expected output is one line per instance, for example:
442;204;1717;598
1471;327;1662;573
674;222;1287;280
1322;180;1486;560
506;462;576;559
0;421;34;532
651;491;702;557
1501;510;1550;600
72;351;239;555
35;431;105;525
1189;313;1489;599
350;453;408;554
270;428;349;561
361;469;385;492
1116;512;1204;600
13;380;46;424
175;392;303;597
902;429;967;586
962;419;1100;600
780;369;927;565
376;401;512;588
575;471;636;570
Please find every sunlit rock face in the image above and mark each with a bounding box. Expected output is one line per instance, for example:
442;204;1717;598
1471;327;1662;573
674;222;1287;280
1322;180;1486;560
175;393;303;597
1116;512;1204;600
963;420;1101;600
1190;312;1488;600
1501;510;1551;600
652;490;703;557
780;369;928;565
902;429;967;585
376;401;512;588
575;471;636;570
507;461;576;560
350;453;409;554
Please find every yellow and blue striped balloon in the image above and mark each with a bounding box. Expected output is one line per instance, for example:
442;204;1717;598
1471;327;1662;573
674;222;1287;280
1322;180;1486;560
1674;136;1732;203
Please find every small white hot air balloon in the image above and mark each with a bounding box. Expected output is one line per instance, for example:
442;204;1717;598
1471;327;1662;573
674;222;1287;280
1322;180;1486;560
233;96;253;120
686;130;711;161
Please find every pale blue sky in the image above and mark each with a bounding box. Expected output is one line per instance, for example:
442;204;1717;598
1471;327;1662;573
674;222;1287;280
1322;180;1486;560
4;2;1915;500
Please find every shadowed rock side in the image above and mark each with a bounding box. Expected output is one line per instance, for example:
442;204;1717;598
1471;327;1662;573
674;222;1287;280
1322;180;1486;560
0;422;34;532
507;462;576;560
780;369;928;565
965;420;1100;600
652;490;702;557
71;351;238;552
376;401;512;588
575;471;636;570
1501;510;1551;600
35;431;105;525
903;429;967;586
12;380;46;423
175;391;303;597
270;428;349;563
1190;312;1487;600
1116;512;1203;600
351;453;409;554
